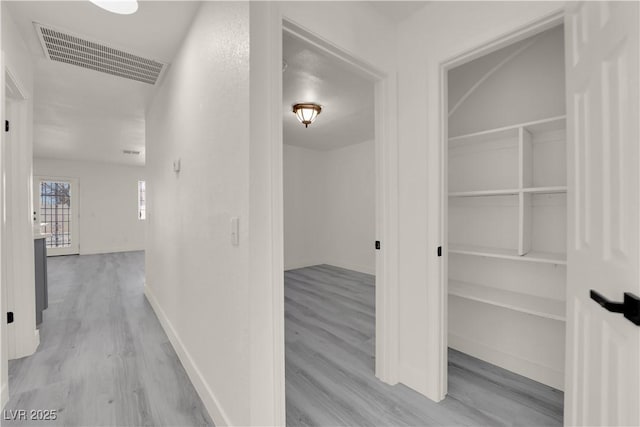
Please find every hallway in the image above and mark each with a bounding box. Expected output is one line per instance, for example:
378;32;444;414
4;252;212;426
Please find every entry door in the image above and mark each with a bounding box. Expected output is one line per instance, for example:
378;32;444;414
564;2;639;426
34;177;79;256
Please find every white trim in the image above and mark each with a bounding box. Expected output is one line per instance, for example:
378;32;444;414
4;63;39;361
285;262;375;277
284;260;324;272
0;49;7;410
279;17;399;386
79;247;145;256
449;332;564;390
1;381;7;411
144;284;232;427
267;6;286;424
438;8;566;401
323;261;375;276
5;67;28;101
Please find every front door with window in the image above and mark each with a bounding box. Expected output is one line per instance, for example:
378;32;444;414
34;177;79;256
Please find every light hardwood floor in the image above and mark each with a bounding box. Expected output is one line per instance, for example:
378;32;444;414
4;254;563;426
285;264;564;426
4;251;212;427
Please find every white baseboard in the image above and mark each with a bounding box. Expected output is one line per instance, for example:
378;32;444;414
1;381;8;410
449;332;564;390
285;260;375;276
323;260;375;276
144;284;232;426
284;260;325;271
80;247;145;256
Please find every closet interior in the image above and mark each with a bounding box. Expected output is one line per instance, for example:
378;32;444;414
447;25;567;390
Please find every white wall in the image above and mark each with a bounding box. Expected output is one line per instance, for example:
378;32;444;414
283;145;326;270
284;141;375;275
145;2;253;425
33;158;145;255
1;2;38;406
324;141;375;274
396;1;566;400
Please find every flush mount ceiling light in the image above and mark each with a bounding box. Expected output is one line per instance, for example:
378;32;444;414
292;103;322;128
89;0;138;15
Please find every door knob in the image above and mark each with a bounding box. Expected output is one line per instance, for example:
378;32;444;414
590;290;640;326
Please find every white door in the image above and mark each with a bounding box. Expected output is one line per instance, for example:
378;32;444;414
34;177;80;256
564;2;639;426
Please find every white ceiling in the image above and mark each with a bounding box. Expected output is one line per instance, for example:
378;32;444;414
6;0;201;166
283;31;375;151
367;1;429;24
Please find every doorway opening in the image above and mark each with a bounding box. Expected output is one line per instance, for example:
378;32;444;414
33;177;80;256
281;27;384;424
443;19;566;421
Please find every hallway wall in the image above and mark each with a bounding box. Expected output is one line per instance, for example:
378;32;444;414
33;158;146;255
145;2;252;425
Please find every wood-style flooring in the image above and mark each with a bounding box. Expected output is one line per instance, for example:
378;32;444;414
4;252;212;427
3;254;563;426
285;264;564;426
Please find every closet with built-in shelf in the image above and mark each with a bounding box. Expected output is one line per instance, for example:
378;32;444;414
447;25;566;390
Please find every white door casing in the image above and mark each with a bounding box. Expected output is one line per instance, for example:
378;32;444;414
564;2;640;426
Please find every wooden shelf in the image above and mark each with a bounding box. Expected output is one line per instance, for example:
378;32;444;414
449;280;566;321
449;186;566;197
448;115;566;145
449;189;520;197
522;186;567;194
449;244;566;265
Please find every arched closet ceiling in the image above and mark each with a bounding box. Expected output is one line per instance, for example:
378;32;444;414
448;25;565;137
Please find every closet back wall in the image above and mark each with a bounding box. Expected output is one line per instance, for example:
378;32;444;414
284;140;375;275
33;158;146;255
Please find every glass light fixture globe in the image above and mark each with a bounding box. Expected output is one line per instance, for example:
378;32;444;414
292;103;322;128
89;0;139;15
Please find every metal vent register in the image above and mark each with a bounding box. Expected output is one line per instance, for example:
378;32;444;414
35;23;166;85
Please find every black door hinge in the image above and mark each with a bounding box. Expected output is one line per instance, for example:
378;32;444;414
4;120;9;132
7;312;14;324
437;246;442;257
375;241;381;250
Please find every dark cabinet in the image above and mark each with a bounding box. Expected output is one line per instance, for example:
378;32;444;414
34;237;48;326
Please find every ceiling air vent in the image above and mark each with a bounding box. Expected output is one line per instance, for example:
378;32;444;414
34;23;166;85
123;150;141;155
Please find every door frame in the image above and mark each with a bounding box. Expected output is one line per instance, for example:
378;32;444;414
2;59;38;407
0;49;7;411
437;9;565;398
34;175;80;256
265;7;400;423
280;17;399;381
